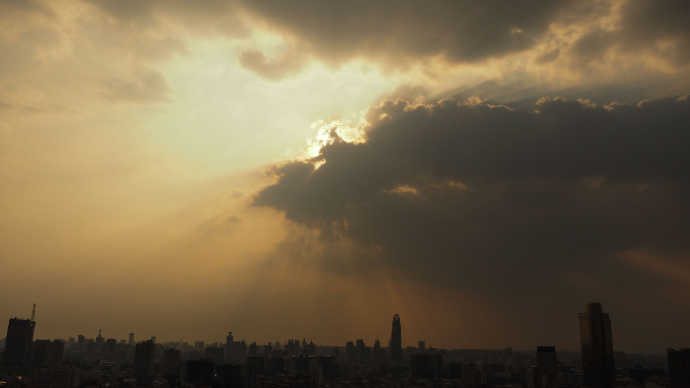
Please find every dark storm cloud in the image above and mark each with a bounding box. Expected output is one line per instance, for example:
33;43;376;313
240;0;570;66
84;0;580;72
77;0;690;83
571;1;690;67
253;96;690;295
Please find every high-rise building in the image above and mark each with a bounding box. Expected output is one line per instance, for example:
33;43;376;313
345;342;355;364
389;314;402;364
225;332;234;359
448;362;462;379
372;338;386;366
418;341;426;352
134;340;155;376
580;303;615;388
162;348;182;379
77;335;85;351
355;340;366;365
245;356;265;388
95;330;104;355
668;348;690;388
186;359;215;384
2;317;36;367
104;339;117;356
31;340;64;367
461;362;477;383
527;347;558;388
216;364;242;388
205;347;225;365
411;353;443;379
128;332;134;346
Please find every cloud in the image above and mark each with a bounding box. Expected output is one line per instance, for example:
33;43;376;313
566;1;690;68
238;47;306;81
240;0;572;67
100;68;174;104
252;96;690;348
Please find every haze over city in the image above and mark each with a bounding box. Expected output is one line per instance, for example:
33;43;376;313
2;0;690;358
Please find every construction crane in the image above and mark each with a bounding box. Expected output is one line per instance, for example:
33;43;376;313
31;303;36;322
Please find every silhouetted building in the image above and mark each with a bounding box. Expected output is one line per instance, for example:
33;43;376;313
267;356;286;374
95;330;104;355
162;348;182;379
34;365;81;388
206;346;225;365
31;340;64;367
418;341;426;352
134;340;155;376
186;359;215;384
128;332;134;346
372;338;386;366
411;353;442;379
528;346;558;388
390;314;402;364
292;355;311;374
244;356;264;388
216;363;243;388
462;362;478;383
580;303;615;388
77;335;85;351
448;362;462;379
355;339;369;365
2;317;36;367
104;338;117;356
669;348;690;388
345;342;355;364
225;332;234;359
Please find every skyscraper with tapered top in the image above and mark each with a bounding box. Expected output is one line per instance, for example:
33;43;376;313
390;314;402;364
580;303;615;388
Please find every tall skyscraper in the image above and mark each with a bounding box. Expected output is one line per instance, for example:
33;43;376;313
528;346;558;388
390;314;402;364
128;332;134;346
580;303;615;388
225;332;234;360
95;330;104;355
668;348;690;388
134;340;155;376
77;335;85;351
2;317;36;367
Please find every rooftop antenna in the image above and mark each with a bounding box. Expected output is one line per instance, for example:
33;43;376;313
30;303;36;322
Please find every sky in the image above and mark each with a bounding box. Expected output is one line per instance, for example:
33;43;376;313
1;0;690;354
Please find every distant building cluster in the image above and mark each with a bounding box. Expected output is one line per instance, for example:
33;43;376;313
0;304;679;388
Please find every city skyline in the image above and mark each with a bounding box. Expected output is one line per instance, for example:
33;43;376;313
0;305;675;388
1;1;690;356
0;303;666;356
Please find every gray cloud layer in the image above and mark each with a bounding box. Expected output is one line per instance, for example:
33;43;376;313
79;1;690;81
